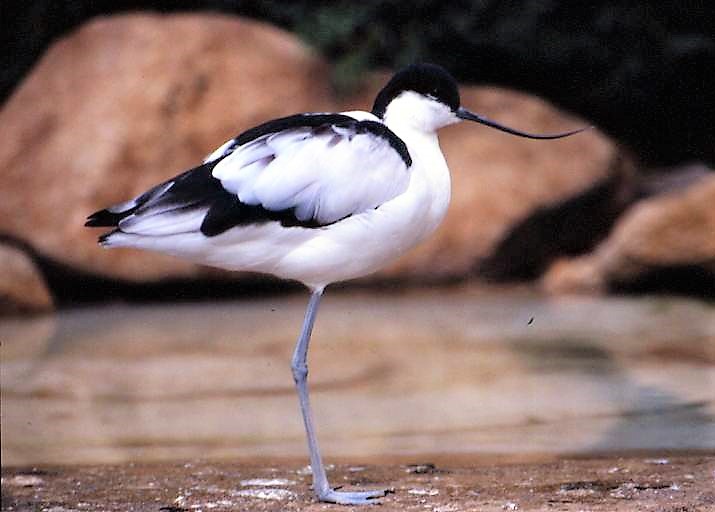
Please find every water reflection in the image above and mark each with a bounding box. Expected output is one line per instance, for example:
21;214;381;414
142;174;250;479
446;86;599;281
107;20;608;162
2;289;713;466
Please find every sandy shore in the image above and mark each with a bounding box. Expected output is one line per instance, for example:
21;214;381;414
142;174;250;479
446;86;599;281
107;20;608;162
3;454;714;511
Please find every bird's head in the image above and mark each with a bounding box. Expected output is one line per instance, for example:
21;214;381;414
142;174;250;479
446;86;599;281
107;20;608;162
373;63;587;138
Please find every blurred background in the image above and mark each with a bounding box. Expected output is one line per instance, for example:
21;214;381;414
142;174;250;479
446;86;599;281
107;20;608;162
1;2;713;468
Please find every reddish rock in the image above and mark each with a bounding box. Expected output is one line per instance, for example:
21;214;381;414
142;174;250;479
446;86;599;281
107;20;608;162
542;170;715;294
0;243;53;314
541;256;607;295
0;13;330;282
0;13;622;305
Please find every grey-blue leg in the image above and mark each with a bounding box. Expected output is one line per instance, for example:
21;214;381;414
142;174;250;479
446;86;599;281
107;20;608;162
291;289;390;505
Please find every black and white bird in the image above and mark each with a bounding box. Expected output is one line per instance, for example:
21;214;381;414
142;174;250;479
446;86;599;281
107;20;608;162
87;63;585;505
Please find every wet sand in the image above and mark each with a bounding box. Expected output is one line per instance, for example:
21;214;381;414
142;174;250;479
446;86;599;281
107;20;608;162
3;455;714;511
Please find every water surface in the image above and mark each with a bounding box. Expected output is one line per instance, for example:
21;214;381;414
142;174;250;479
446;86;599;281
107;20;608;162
2;288;713;466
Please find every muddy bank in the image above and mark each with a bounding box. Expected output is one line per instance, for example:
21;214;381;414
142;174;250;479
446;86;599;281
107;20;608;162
3;455;714;511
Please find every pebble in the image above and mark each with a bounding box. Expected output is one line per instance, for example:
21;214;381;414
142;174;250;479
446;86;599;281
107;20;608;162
610;482;638;499
189;500;234;509
408;488;439;496
433;505;459;512
239;478;296;487
406;463;437;474
232;488;295;500
3;475;45;487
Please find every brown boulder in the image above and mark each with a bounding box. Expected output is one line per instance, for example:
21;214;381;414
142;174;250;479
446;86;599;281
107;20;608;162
0;242;53;314
0;13;622;302
542;169;715;294
0;13;330;282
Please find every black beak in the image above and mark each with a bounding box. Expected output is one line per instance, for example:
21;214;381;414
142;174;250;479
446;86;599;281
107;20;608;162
457;107;590;139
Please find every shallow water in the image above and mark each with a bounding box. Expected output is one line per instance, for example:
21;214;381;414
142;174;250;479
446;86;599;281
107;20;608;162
2;287;714;466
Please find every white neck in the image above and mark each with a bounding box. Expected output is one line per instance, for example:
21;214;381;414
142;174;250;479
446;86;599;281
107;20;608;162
382;91;460;134
381;93;454;241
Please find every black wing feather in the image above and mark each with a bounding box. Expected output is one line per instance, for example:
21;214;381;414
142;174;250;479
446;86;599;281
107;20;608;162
211;114;411;167
85;209;131;227
87;113;411;239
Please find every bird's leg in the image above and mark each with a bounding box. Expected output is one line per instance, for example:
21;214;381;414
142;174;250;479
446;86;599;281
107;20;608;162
291;290;390;505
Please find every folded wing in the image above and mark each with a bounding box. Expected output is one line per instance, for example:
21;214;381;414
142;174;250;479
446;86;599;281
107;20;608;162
87;113;412;239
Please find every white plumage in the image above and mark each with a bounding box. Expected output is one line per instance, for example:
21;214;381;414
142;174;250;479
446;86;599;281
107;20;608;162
213;112;410;225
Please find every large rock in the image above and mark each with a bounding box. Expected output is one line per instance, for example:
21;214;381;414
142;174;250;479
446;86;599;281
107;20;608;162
0;13;622;306
0;241;53;314
542;168;715;295
0;13;330;282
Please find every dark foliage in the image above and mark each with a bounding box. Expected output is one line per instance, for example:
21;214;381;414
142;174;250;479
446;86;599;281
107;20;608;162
3;1;714;166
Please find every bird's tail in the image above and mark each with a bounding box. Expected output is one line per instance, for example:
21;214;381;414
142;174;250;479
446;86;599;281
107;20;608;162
85;180;174;245
86;202;137;246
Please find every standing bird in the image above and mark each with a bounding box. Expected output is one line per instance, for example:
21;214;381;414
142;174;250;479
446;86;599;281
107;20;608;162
87;63;585;505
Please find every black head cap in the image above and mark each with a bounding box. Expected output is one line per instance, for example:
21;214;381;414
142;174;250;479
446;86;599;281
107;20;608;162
372;63;461;118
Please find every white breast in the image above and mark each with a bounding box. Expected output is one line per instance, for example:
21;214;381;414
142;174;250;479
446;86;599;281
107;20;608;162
272;128;452;289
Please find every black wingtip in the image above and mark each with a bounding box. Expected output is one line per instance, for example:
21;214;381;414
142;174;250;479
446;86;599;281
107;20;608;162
85;209;124;227
97;229;118;246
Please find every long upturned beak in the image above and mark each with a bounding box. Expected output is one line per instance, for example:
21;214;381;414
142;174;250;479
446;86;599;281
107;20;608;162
456;107;590;139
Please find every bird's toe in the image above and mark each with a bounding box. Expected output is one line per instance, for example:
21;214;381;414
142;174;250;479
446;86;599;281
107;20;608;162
317;487;393;505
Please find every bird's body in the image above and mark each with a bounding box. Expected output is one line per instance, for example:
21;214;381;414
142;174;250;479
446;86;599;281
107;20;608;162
93;87;457;290
98;106;451;290
87;63;584;504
